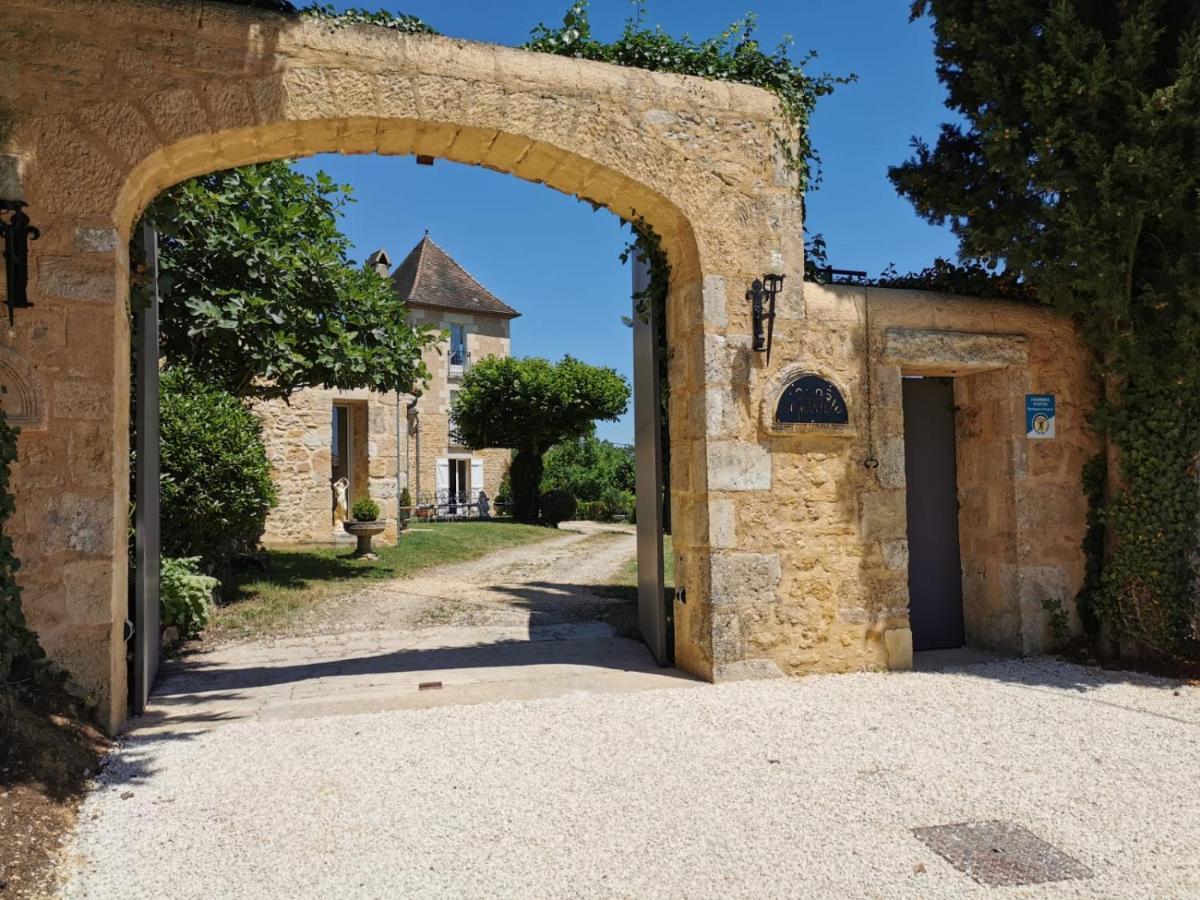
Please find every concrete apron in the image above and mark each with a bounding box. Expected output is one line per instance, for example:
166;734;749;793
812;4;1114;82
132;624;698;735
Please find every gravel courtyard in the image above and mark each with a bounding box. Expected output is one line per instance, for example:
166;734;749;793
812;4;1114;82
63;659;1199;899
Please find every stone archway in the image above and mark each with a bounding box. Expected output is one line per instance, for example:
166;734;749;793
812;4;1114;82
1;0;804;729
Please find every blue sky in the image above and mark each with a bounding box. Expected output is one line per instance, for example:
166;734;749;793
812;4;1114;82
294;1;958;443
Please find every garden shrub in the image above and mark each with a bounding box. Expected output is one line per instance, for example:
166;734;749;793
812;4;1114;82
160;557;218;639
351;497;380;522
576;500;605;522
541;433;634;504
539;489;578;528
159;367;277;578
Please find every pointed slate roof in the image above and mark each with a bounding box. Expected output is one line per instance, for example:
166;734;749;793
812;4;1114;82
390;236;520;319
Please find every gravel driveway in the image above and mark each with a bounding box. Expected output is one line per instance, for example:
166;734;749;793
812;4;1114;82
62;659;1200;899
265;523;638;639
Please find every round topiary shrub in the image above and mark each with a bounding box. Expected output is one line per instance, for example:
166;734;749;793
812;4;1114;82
158;366;277;579
351;497;381;522
539;488;577;528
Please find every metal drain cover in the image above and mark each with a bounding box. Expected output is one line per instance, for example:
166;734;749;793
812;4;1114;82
912;820;1093;886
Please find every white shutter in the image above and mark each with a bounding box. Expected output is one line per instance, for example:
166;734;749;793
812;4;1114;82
470;458;484;499
435;459;449;492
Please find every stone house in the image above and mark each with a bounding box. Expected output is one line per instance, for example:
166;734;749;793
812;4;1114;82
255;235;518;545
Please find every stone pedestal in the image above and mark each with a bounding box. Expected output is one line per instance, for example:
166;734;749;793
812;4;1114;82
343;521;386;559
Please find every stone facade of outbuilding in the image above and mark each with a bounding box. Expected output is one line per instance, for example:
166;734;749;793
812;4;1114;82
0;0;1100;731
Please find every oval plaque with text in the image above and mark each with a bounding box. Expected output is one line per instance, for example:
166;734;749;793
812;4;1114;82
775;374;848;426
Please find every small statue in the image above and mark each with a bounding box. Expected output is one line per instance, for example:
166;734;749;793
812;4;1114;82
332;476;350;525
476;490;491;520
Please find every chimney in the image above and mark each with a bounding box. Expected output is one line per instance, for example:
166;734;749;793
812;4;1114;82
365;248;392;278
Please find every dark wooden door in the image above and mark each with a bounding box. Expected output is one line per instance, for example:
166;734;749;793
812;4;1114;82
902;378;965;651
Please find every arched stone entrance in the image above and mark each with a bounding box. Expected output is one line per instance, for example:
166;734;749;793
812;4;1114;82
1;0;804;729
2;1;1102;734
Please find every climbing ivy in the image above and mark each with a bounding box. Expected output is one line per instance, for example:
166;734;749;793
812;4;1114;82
0;411;43;690
298;4;436;34
526;2;851;194
217;0;436;32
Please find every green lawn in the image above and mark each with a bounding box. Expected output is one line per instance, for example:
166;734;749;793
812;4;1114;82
597;534;674;637
211;521;557;641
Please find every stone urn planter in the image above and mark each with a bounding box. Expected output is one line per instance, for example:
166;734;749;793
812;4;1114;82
343;520;386;559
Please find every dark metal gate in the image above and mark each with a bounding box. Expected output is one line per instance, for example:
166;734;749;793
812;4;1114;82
131;221;161;715
902;377;965;651
632;255;671;665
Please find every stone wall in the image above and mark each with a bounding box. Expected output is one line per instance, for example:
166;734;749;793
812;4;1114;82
0;0;1099;732
695;281;1099;678
255;388;402;545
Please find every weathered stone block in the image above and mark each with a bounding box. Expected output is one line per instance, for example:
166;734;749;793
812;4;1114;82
701;275;727;328
710;551;781;605
45;493;113;557
884;627;913;670
36;258;117;302
63;560;115;626
707;441;771;491
708;498;736;549
75;227;118;253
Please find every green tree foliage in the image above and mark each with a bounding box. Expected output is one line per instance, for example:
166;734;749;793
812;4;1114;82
0;411;42;687
453;357;630;523
159;367;278;580
527;1;850;193
891;1;1200;658
148;161;434;400
542;431;635;518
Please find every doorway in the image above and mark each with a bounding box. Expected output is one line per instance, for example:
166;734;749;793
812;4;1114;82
902;377;966;651
331;403;352;522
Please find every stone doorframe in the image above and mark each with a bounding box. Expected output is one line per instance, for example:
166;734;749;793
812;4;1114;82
878;327;1050;657
1;1;805;730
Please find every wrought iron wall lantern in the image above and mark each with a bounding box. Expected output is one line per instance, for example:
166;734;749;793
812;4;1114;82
0;200;39;326
747;273;784;363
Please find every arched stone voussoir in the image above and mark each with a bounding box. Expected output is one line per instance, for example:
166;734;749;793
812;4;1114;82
1;0;805;730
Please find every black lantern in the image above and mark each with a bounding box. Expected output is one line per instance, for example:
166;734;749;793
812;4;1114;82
747;272;784;363
0;200;39;326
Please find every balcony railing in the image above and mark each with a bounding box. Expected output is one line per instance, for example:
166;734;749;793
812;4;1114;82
413;489;497;520
448;348;470;377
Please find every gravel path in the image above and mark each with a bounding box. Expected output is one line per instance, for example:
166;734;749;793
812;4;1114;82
264;524;636;640
63;659;1200;899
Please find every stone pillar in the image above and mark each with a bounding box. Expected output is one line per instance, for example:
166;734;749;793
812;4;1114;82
8;206;130;731
668;188;806;682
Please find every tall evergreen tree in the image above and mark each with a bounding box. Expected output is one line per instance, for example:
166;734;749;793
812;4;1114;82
891;2;1200;657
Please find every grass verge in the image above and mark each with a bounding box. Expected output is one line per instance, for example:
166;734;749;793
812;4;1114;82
211;521;558;642
596;534;674;638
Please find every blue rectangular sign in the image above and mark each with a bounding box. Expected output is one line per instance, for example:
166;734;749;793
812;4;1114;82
1026;394;1056;439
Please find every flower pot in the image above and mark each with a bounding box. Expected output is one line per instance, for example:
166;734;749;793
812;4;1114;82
343;519;386;559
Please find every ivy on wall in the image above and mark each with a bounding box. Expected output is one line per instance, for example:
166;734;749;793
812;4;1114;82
0;411;43;690
526;2;851;195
